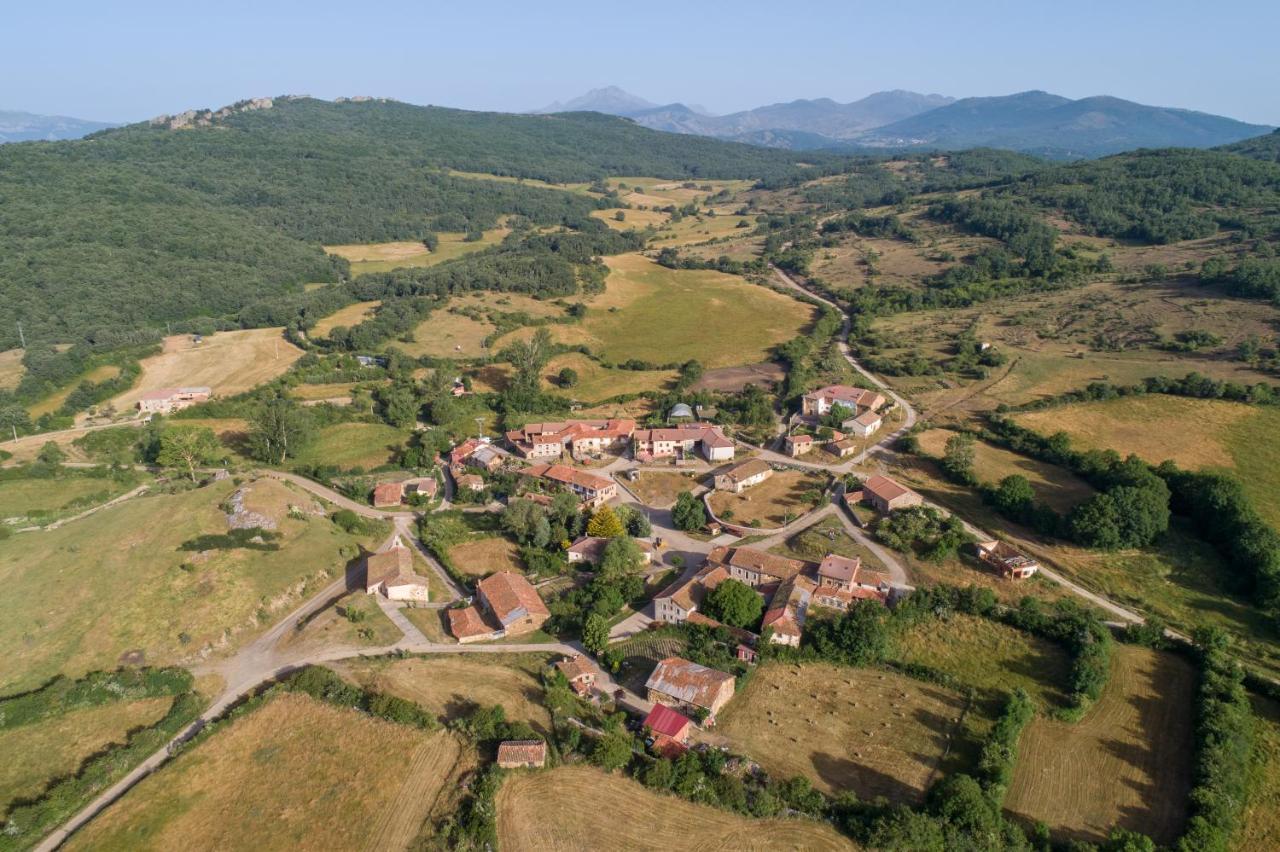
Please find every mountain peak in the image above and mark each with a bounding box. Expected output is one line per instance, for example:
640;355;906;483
535;86;657;116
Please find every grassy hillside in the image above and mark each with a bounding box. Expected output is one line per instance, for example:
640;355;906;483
1;96;836;349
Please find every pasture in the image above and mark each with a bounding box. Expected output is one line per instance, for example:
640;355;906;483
496;253;817;370
107;330;302;413
716;662;968;802
869;278;1277;418
291;422;410;470
66;693;466;852
708;469;827;528
324;227;508;276
915;428;1095;513
0;472;146;524
0;697;172;814
1005;645;1195;845
447;536;524;576
395;310;494;358
1237;697;1280;849
1013;395;1280;529
543;352;675;400
891;614;1072;712
0;477;373;693
770;515;892;576
496;766;856;852
334;655;553;733
309;300;380;338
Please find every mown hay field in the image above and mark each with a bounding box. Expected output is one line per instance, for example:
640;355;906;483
497;766;857;852
107;329;302;413
27;365;121;418
309;300;381;338
0;477;371;692
66;693;466;852
915;428;1094;513
495;253;817;370
334;655;553;734
708;469;826;528
717;663;967;802
0;697;173;814
1013;395;1280;529
1004;645;1195;845
325;227;508;276
396;310;495;358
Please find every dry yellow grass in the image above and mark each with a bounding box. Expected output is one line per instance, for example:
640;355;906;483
287;381;363;401
543;353;675;400
309;300;381;338
708;469;826;528
28;365;122;418
107;330;302;412
915;428;1094;513
0;348;24;390
0;477;373;693
394;311;495;358
496;254;815;371
590;208;670;231
717;663;967;802
334;655;552;733
1005;646;1195;845
0;697;172;811
447;537;523;576
326;229;509;276
67;693;464;852
497;766;857;851
622;471;705;508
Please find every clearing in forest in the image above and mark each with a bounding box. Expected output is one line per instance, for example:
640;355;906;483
1004;645;1195;845
716;662;968;802
65;693;464;852
324;227;508;276
310;300;381;337
0;348;23;390
107;329;302;413
496;766;856;852
290;422;410;470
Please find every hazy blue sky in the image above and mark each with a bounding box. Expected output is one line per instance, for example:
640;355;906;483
3;0;1276;124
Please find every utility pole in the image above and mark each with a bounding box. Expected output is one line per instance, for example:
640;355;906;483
475;417;485;441
16;322;25;348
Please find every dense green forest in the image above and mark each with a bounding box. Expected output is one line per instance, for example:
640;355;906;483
0;96;839;349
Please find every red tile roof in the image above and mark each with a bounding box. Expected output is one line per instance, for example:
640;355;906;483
555;654;597;682
644;703;692;739
448;605;496;639
818;554;861;583
496;739;546;766
477;571;550;623
707;545;805;582
525;463;614;493
863;474;911;502
372;481;404;506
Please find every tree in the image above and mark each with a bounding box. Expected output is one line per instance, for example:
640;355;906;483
941;432;977;484
598;537;644;579
247;397;313;465
805;600;889;666
0;405;32;441
990;474;1035;517
591;728;634;772
557;367;579;388
626;509;651;538
586;504;625;538
156;426;221;481
671;491;706;532
582;612;610;654
703;578;764;629
376;381;420;427
502;498;552;547
37;440;66;465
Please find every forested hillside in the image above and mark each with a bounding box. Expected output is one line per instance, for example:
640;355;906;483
0;96;835;349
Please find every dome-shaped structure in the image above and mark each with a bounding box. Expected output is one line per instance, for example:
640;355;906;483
669;403;694;420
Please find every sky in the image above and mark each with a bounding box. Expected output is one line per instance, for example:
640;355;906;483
3;0;1277;125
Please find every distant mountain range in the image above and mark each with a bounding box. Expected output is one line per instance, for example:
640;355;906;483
0;109;116;143
535;86;1273;158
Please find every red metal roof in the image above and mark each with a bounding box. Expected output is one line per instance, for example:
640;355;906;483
644;703;691;739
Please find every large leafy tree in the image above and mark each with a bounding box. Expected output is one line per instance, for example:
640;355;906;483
157;426;222;481
671;491;706;532
703;579;764;629
247;397;314;465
